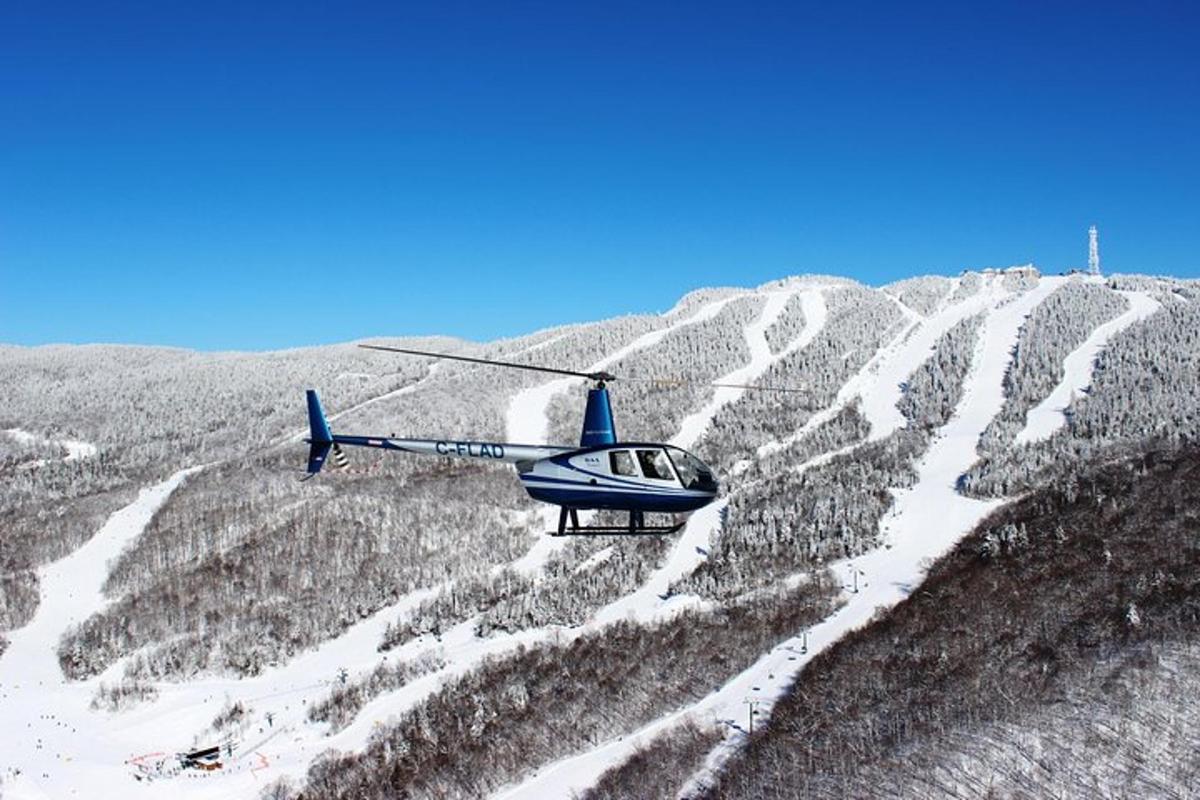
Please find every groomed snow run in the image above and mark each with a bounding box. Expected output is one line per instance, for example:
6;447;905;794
0;466;202;800
1013;290;1160;445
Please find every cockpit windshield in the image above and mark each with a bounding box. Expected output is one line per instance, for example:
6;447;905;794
665;446;718;491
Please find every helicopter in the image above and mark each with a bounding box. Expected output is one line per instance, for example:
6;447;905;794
303;345;801;536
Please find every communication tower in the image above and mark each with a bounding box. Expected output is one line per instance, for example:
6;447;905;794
1088;225;1100;276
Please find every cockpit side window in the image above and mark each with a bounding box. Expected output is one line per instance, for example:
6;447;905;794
609;449;638;477
636;449;675;481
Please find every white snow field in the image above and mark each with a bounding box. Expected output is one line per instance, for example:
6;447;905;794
0;467;201;799
3;428;98;462
0;273;1163;799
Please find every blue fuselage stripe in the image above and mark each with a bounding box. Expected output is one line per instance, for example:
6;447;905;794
519;473;680;494
523;485;713;513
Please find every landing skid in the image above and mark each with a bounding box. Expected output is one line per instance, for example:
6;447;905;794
551;508;684;537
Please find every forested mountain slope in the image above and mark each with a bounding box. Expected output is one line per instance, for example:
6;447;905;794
0;269;1195;800
704;443;1200;799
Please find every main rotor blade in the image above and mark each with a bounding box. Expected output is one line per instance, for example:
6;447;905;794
359;344;804;392
358;344;614;382
622;377;807;393
710;381;807;393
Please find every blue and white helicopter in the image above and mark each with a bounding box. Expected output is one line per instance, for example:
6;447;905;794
303;345;798;535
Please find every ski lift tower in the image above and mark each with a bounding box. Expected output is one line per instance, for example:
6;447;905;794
1088;225;1100;276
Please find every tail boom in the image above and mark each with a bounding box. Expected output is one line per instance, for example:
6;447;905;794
330;435;570;464
302;389;571;475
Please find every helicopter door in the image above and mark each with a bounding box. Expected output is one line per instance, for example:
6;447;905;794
635;449;676;482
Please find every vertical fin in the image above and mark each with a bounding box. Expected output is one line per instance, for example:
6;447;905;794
306;390;333;443
304;390;336;475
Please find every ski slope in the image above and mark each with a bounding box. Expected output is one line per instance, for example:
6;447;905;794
0;293;762;798
593;288;834;627
1014;290;1160;445
0;467;202;799
491;275;1063;798
2;272;1163;800
678;276;1067;794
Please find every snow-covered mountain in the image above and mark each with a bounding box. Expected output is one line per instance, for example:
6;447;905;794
1;269;1197;799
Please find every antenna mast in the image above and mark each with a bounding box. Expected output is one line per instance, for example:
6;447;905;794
1088;225;1100;276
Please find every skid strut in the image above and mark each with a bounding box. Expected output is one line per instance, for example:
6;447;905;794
552;508;683;537
556;507;581;536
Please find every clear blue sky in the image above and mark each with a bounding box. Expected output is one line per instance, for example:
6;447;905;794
2;1;1197;350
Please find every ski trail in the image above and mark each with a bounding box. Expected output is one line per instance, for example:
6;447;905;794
857;280;1006;441
595;288;828;626
0;466;203;677
497;276;1058;800
588;500;722;627
0;466;202;800
491;289;848;798
675;274;1065;796
776;289;828;360
757;315;914;459
886;290;923;324
670;289;806;451
491;610;820;800
1013;290;1160;446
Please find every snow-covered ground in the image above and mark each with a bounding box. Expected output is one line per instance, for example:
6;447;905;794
0;467;201;799
1;274;1158;800
3;428;98;462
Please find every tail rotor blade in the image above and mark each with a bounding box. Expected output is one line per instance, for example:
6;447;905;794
331;442;350;470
